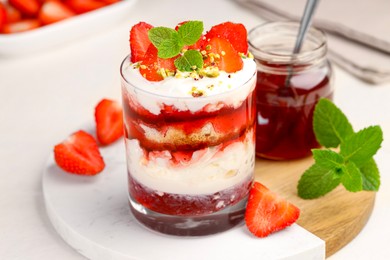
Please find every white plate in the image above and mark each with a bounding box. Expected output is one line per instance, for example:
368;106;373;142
42;134;325;260
0;0;137;56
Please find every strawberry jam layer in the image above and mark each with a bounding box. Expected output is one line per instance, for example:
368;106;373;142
129;171;252;216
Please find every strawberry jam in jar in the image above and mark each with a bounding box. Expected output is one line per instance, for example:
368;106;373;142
121;21;257;236
249;22;333;160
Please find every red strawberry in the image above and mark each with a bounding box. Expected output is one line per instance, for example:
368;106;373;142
54;130;105;175
39;1;75;25
2;19;40;33
4;3;22;23
95;99;124;145
64;0;105;14
245;182;300;238
139;44;176;81
204;37;243;73
130;21;153;63
98;0;120;4
8;0;40;16
0;4;6;31
206;21;248;54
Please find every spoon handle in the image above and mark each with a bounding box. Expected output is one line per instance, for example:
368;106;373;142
293;0;320;54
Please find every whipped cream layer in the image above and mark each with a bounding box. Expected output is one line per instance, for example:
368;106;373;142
126;130;255;195
121;57;256;115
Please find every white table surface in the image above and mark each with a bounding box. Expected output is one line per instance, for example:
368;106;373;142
1;0;389;259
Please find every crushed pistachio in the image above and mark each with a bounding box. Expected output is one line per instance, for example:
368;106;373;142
158;68;168;78
207;84;215;90
199;66;220;78
190;86;205;97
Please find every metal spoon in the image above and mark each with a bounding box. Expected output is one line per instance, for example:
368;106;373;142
284;0;320;88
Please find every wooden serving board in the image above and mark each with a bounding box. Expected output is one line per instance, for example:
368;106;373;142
254;156;376;258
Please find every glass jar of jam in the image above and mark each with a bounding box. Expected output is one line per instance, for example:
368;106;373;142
248;22;333;160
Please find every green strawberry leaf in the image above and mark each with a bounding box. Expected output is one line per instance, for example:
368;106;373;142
313;98;354;148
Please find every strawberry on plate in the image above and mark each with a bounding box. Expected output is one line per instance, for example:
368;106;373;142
95;99;124;145
130;21;153;63
54;130;105;175
64;0;106;14
206;21;248;54
39;1;75;25
245;182;300;238
0;4;6;30
8;0;40;16
204;37;243;73
4;3;22;24
1;19;40;33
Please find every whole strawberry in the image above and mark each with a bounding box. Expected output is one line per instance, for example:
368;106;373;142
245;182;300;237
54;130;105;175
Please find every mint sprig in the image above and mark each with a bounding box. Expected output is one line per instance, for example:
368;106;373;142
298;98;383;199
148;21;204;71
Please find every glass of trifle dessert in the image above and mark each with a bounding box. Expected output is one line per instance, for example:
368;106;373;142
120;21;257;236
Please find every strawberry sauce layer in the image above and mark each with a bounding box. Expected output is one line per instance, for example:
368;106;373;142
129;173;252;216
123;93;256;151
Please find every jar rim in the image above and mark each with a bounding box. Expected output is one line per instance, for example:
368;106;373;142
248;21;327;63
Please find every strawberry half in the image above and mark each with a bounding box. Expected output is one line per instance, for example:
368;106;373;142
95;99;124;145
8;0;40;17
206;21;248;54
204;37;243;73
245;182;300;238
39;1;75;25
1;19;40;33
130;21;153;63
54;130;105;175
139;44;176;81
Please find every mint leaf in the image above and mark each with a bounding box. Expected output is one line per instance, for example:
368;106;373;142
360;158;380;191
340;126;383;166
341;161;363;192
178;21;203;46
312;149;344;167
158;34;183;59
299;99;383;199
297;163;341;199
174;50;204;72
313;98;354;148
148;27;177;48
